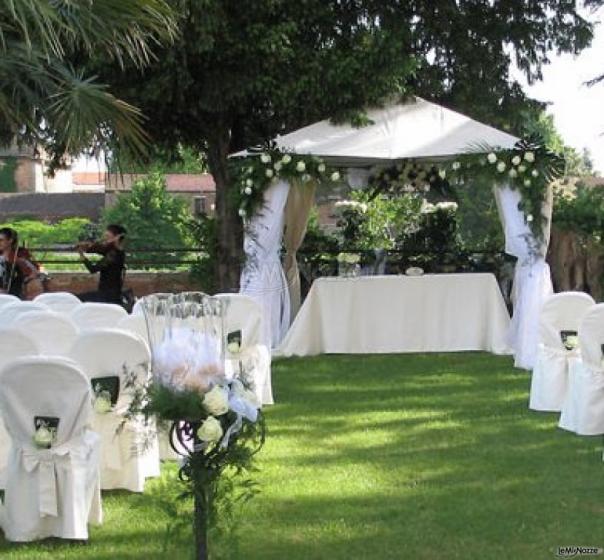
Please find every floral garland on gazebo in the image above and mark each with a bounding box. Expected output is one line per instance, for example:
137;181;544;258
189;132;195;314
232;150;341;219
367;138;565;240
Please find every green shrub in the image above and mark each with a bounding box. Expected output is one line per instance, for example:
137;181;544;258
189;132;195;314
102;172;194;268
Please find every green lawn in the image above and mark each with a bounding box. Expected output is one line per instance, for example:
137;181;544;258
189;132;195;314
2;353;603;559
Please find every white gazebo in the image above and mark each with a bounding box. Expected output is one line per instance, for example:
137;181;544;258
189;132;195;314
236;97;553;370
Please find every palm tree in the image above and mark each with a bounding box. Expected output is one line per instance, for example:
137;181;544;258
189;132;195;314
0;0;176;168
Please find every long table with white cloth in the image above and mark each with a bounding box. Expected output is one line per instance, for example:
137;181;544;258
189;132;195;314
276;273;511;356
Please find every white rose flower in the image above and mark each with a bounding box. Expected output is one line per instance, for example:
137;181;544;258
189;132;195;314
508;169;518;178
296;161;306;173
203;385;229;416
511;155;521;166
526;214;534;222
487;153;497;164
524;151;535;163
524;179;531;187
245;178;253;187
565;335;579;350
260;153;271;164
238;208;246;217
94;393;113;414
274;161;282;171
197;416;223;443
302;173;311;182
451;161;461;170
318;163;326;173
265;168;274;178
281;154;292;164
438;169;446;179
33;426;54;448
244;187;252;195
331;171;341;182
496;161;506;173
227;341;241;354
531;169;539;177
518;164;527;173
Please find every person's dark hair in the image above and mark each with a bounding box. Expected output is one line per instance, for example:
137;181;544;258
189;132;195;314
0;227;18;251
106;224;127;239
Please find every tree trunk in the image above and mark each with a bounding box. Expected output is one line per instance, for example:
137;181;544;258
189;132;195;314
206;118;243;292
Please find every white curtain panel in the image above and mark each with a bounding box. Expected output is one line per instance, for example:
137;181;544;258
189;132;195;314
495;184;554;370
240;180;291;349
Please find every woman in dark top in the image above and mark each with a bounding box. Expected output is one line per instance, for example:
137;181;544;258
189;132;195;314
78;224;127;304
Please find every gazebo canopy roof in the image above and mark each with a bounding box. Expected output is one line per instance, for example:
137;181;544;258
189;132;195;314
236;97;519;167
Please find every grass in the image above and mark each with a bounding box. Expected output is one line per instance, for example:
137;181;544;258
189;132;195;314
1;353;603;559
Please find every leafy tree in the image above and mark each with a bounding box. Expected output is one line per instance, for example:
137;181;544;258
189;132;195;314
0;0;175;169
92;0;603;289
102;173;193;268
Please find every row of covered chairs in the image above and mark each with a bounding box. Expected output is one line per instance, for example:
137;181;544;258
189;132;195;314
530;291;604;436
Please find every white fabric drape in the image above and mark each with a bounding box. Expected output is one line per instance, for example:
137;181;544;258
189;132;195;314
240;180;291;349
495;184;554;370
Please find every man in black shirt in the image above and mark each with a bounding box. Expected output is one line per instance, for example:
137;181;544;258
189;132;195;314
78;224;127;304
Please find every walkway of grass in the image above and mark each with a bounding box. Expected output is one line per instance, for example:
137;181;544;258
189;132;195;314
2;353;603;559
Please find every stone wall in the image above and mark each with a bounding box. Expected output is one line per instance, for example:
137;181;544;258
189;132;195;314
48;271;201;298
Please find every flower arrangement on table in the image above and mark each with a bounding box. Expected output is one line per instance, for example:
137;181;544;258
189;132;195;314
232;149;341;220
337;252;361;277
125;293;265;560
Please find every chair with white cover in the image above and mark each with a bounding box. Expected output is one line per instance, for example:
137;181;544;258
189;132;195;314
0;356;101;541
70;302;127;330
216;293;273;405
0;329;41;490
529;292;595;411
34;292;81;314
117;314;150;345
559;304;604;435
0;293;19;308
12;311;79;356
1;301;48;326
69;328;160;491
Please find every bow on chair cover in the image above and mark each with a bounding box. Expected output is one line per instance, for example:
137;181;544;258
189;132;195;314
495;185;554;369
20;434;97;518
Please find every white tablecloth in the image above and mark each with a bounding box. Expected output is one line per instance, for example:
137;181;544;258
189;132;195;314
275;273;511;356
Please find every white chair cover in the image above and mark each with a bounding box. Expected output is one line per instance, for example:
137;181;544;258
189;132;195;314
1;302;49;325
0;329;41;490
12;311;79;356
70;303;128;330
0;356;101;541
117;314;150;345
69;328;160;492
0;293;19;308
216;293;273;405
529;292;595;411
240;180;291;349
559;304;604;435
34;292;81;314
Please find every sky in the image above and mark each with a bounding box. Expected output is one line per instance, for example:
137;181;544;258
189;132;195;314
74;8;604;175
517;7;604;174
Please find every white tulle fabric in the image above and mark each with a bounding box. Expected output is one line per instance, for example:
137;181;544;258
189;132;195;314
495;185;554;370
559;304;604;434
69;329;160;492
529;292;595;411
240;180;291;349
0;357;102;542
216;293;273;405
